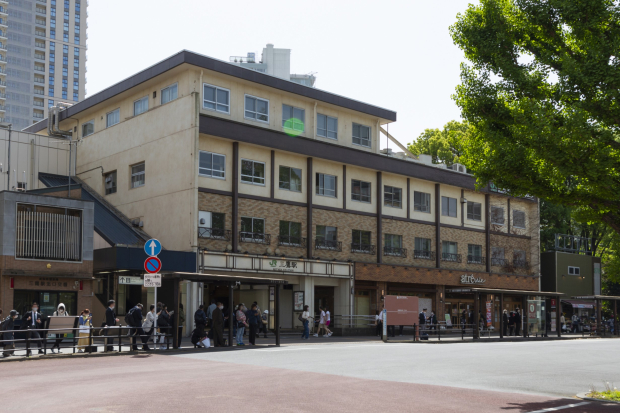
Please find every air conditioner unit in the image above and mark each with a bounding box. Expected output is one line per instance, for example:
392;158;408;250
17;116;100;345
380;148;393;156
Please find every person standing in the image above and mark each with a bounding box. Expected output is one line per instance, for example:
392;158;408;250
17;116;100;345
178;303;185;347
419;308;427;335
301;305;311;340
375;310;383;339
157;304;171;350
2;310;18;357
502;310;509;337
508;311;516;336
127;304;148;351
195;304;207;339
260;310;269;338
247;304;260;346
560;313;566;332
142;305;157;346
211;302;225;347
105;300;119;351
206;300;217;321
51;303;69;353
77;309;93;352
235;304;247;346
22;302;43;356
571;314;579;333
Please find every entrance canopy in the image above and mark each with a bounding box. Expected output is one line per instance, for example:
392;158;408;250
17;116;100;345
169;272;288;285
562;300;594;309
572;295;620;301
447;288;563;297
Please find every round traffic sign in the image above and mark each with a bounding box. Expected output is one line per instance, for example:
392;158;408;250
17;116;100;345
144;256;162;274
144;238;162;257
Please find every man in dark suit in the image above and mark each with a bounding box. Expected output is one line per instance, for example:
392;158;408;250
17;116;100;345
211;302;225;347
195;304;207;338
21;302;43;356
419;308;427;333
105;300;119;351
127;303;147;351
515;309;522;336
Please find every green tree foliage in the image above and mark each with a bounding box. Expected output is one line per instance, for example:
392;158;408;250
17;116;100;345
407;120;468;166
450;0;620;234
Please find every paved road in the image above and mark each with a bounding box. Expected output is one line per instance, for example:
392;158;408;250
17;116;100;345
2;339;619;412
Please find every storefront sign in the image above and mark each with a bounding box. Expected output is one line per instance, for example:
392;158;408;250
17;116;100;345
293;291;304;311
268;259;300;272
118;276;143;285
460;274;486;285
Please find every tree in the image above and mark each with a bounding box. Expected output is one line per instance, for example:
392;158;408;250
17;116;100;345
407;120;468;166
450;0;620;235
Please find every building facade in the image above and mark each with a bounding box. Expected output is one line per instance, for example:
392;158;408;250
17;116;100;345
25;50;541;330
3;0;88;129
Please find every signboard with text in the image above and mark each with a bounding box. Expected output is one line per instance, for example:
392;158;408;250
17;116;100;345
384;295;419;326
119;276;143;285
486;301;492;327
144;274;161;288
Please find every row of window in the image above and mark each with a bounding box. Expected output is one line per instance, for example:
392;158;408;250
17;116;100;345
199;151;527;227
81;84;178;138
102;163;145;195
202;83;372;148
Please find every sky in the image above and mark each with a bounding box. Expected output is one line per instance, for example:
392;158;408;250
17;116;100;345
86;0;473;148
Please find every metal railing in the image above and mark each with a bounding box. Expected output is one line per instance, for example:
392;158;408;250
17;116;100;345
467;255;485;265
34;66;45;72
351;243;376;254
34;78;45;83
197;227;231;241
277;235;306;248
441;252;462;263
332;315;376;329
384;246;407;257
513;259;530;269
0;325;173;357
315;239;342;251
413;250;435;260
34;89;44;95
491;258;510;267
239;231;271;245
33;101;44;107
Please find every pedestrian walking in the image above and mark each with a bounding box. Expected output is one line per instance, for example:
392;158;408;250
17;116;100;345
77;309;93;352
142;305;157;345
301;305;311;339
375;310;383;338
105;300;119;351
247;303;260;345
515;309;522;336
314;307;327;337
502;310;508;336
235;304;248;346
2;310;18;357
419;308;427;335
211;302;225;347
22;302;43;356
324;307;333;337
127;303;149;351
571;314;579;333
51;303;69;353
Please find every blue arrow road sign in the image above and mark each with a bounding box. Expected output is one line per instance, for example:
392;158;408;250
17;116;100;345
144;239;162;257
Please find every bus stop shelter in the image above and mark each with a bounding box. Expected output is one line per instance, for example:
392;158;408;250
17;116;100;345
166;272;288;348
447;288;564;339
572;295;620;337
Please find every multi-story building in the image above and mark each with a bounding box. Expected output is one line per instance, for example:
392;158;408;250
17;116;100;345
231;43;316;87
25;50;541;331
3;0;87;130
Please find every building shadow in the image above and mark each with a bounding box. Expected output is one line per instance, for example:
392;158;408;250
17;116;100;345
501;399;617;412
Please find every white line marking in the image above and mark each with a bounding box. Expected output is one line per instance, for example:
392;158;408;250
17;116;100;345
526;401;590;413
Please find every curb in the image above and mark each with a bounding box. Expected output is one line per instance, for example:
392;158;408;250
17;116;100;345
577;392;620;404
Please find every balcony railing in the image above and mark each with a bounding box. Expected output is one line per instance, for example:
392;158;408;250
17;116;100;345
441;253;462;263
35;55;45;60
35;42;46;49
33;101;44;107
0;80;6;86
277;235;306;248
0;44;6;50
35;31;46;37
384;246;407;258
491;258;510;267
197;227;231;241
351;243;376;255
35;20;46;26
36;8;46;14
33;113;44;118
34;89;44;95
467;255;486;265
315;239;342;252
239;231;271;245
513;259;530;270
0;93;5;99
413;250;435;260
34;66;45;72
34;78;45;83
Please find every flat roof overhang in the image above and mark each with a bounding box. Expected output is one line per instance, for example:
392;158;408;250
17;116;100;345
572;295;620;301
447;288;564;297
168;272;287;285
94;246;196;273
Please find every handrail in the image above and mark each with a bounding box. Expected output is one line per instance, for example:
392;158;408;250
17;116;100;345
351;243;376;254
467;255;485;264
384;246;407;257
198;227;231;241
441;252;462;263
277;235;306;247
315;239;342;251
413;250;435;260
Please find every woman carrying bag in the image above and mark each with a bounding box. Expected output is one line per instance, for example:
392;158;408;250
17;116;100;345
157;304;171;350
77;309;93;352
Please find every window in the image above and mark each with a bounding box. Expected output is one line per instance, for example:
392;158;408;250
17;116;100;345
75;15;80;23
279;166;301;192
244;95;269;122
106;109;120;127
104;171;117;195
491;206;505;225
161;83;178;104
442;241;458;261
74;36;79;45
73;92;78;101
568;266;580;276
198;211;226;239
48;99;54;108
282;104;305;133
352;230;372;252
63;22;69;32
384;186;402;208
467;201;481;221
240;159;265;185
513;250;526;261
73;81;79;90
491;247;505;266
17;182;26;190
441;196;457;217
62;91;67;99
316;225;338;250
240;217;265;242
279;221;302;245
351;179;371;203
74;47;79;56
50;29;55;39
62;67;67;76
73;58;79;68
384;234;403;256
467;244;483;264
50;41;55;50
352;123;371;148
133;96;148;116
316;173;337;197
414;191;431;213
131;163;145;188
317;113;337;139
199;151;226;179
74;26;80;34
513;210;526;229
49;90;54;97
63;33;69;42
50;53;55;62
414;237;432;259
81;120;94;137
203;84;229;113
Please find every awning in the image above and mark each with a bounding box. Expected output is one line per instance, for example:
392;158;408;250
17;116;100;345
562;300;594;309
